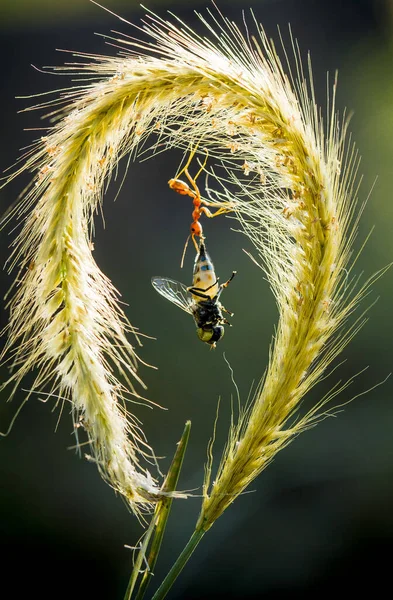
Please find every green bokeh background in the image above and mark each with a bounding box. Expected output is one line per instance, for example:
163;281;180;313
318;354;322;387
1;1;393;598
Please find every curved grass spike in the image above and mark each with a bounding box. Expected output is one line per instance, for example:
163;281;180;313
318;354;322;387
0;3;385;586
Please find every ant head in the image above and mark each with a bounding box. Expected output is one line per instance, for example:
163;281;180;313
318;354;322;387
191;222;203;236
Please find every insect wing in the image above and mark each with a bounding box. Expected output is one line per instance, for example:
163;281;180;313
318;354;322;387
151;277;193;314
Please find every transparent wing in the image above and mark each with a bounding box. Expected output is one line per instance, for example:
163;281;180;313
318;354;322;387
151;276;193;314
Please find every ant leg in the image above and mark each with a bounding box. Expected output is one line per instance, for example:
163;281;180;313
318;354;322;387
183;168;201;200
169;146;200;198
193;148;209;183
200;205;233;219
173;145;203;197
175;144;198;179
181;147;208;198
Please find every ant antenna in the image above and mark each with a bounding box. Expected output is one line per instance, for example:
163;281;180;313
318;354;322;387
180;234;191;269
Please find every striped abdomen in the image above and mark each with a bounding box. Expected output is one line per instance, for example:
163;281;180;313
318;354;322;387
191;241;219;300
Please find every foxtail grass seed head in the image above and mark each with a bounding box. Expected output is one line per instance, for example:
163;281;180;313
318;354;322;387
1;7;379;520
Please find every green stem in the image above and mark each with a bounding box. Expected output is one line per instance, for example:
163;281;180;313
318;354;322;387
123;516;157;600
150;528;206;600
134;421;191;600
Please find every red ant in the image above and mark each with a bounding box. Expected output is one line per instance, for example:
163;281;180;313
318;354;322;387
168;147;233;266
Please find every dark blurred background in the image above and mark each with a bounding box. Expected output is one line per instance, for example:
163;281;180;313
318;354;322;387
1;0;393;598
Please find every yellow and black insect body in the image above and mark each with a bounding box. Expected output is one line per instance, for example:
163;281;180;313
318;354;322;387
190;241;219;299
188;242;235;345
152;241;236;348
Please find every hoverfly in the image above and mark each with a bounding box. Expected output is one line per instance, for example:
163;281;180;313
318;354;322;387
152;240;236;348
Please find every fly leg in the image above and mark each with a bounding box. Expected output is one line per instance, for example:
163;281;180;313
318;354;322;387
216;271;237;298
220;271;237;289
221;305;234;317
216;271;236;314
